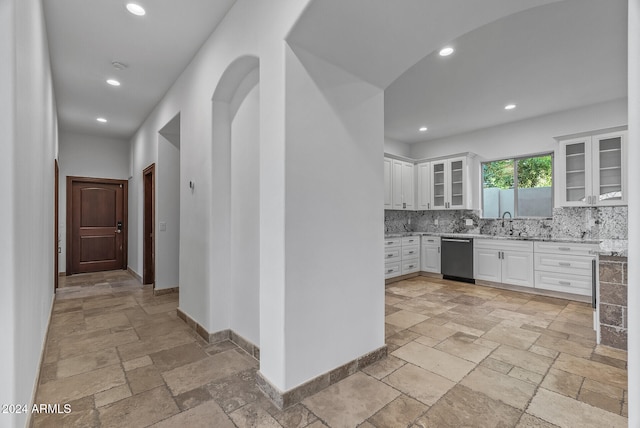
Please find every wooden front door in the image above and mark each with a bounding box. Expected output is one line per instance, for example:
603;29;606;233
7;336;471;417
67;177;127;274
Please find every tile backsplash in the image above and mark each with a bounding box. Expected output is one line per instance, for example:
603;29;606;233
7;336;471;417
384;206;627;240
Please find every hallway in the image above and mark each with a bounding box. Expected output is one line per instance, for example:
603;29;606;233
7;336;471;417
32;272;627;427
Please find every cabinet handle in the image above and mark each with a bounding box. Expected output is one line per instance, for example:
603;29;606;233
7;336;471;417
408;251;415;254
559;281;571;286
558;262;571;267
497;252;501;259
587;195;592;205
408;264;415;268
558;247;571;251
438;247;440;253
387;269;394;273
428;202;430;209
387;254;393;258
386;241;393;245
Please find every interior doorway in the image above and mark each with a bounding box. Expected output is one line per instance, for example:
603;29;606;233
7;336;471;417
66;176;128;274
143;164;155;285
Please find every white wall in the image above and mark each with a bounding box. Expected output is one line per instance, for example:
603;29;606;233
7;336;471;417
384;137;411;157
409;98;628;160
57;131;130;273
0;0;58;426
283;45;385;389
156;135;181;289
230;82;260;345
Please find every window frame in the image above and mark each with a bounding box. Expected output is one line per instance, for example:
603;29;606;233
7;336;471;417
480;151;554;219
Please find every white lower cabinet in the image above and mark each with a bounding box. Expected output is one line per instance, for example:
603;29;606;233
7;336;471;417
474;239;534;287
533;241;597;296
385;236;420;279
401;236;420;275
421;236;441;273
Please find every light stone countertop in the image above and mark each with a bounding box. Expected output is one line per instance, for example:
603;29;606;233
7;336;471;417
384;232;627;257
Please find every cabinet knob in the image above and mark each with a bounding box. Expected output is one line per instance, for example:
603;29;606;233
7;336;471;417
559;281;571;286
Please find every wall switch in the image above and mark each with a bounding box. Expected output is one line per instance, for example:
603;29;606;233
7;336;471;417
588;218;596;227
465;219;473;226
159;222;167;231
434;219;439;226
408;218;411;225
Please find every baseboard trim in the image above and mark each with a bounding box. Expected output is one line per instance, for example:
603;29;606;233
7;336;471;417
153;287;179;296
176;308;260;360
26;294;56;427
127;267;142;283
256;345;387;410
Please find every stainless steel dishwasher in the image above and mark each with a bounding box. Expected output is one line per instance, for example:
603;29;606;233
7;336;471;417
441;237;474;283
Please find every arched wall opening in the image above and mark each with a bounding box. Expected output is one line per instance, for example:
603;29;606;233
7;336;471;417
211;56;260;346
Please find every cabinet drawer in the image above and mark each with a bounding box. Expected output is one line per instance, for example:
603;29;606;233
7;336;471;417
402;246;420;259
402;236;420;246
534;271;592;296
385;262;401;278
401;259;420;275
384;248;401;262
475;239;533;252
384;237;402;248
534;241;597;256
534;253;594;275
422;236;440;245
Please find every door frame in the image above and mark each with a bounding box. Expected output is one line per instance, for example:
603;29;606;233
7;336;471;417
143;164;155;286
66;176;128;275
54;160;59;290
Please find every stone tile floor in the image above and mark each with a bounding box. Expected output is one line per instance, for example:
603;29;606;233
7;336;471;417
32;272;628;427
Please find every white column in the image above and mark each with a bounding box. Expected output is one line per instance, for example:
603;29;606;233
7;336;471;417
627;1;639;426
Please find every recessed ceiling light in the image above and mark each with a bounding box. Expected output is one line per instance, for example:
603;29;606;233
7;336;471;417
126;3;146;16
111;61;128;70
419;126;428;132
439;47;454;57
106;79;121;86
504;104;517;110
97;117;107;123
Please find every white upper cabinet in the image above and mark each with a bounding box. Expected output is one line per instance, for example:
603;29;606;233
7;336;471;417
430;156;469;210
383;157;393;209
416;162;431;210
388;157;415;210
558;130;627;207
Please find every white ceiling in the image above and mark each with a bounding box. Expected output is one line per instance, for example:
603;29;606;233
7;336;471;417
384;0;628;143
44;0;627;144
44;0;236;139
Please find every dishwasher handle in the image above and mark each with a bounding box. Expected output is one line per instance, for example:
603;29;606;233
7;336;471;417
442;238;472;243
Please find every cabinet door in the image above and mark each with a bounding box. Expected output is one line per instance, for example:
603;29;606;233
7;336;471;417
392;160;404;209
421;244;441;273
558;137;592;206
402;162;415;210
473;248;501;282
383;157;393;209
417;162;431;210
448;157;466;209
431;161;447;209
592;131;626;206
502;250;534;287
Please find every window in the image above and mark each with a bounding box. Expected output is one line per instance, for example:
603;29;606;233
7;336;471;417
482;153;553;218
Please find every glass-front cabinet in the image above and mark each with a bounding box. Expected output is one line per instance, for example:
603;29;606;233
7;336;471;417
558;130;627;207
430;156;467;210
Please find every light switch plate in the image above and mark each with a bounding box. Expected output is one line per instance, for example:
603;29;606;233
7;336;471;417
159;222;167;231
465;219;473;226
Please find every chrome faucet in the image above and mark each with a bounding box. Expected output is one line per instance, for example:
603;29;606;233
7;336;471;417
501;211;512;227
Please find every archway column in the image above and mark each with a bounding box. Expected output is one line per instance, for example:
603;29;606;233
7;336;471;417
626;0;639;425
257;43;386;407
